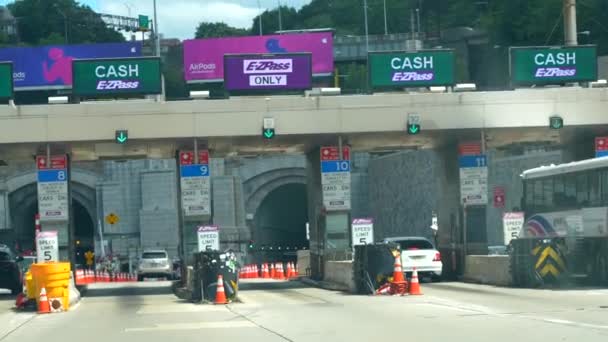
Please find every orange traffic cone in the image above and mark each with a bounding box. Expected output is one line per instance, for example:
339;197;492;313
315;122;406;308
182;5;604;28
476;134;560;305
270;263;276;278
286;262;293;278
263;263;270;278
392;255;406;283
295;263;299;277
38;287;50;314
215;274;228;304
278;263;285;280
409;268;423;295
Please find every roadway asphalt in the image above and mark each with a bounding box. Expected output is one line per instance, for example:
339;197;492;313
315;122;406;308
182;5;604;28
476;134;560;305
0;280;607;341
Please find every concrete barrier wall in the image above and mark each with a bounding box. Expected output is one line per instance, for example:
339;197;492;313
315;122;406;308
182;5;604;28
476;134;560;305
323;260;356;293
463;255;512;286
297;250;311;276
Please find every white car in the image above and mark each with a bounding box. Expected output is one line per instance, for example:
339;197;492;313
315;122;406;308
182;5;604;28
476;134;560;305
383;236;442;282
137;250;172;281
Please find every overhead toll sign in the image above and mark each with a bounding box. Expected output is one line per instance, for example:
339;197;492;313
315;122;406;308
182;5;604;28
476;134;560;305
36;155;69;222
0;62;13;99
368;49;455;88
180;150;211;217
321;146;351;211
510;45;597;86
72;56;162;96
183;31;333;83
224;53;312;91
197;225;220;252
458;142;488;205
0;42;142;90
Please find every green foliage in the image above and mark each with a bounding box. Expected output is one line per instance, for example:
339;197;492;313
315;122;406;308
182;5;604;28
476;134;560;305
8;0;124;46
163;44;188;100
195;22;249;39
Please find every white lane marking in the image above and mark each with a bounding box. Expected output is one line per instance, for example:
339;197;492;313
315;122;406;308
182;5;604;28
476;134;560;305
136;305;228;314
536;317;608;330
425;294;608;331
125;320;256;332
412;303;481;313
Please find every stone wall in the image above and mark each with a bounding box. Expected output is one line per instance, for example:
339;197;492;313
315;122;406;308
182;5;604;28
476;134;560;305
368;149;458;243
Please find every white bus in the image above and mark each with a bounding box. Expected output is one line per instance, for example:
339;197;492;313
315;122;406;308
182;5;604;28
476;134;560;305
520;157;608;284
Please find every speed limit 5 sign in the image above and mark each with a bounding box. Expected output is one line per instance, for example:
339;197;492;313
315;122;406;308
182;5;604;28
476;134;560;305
36;231;59;263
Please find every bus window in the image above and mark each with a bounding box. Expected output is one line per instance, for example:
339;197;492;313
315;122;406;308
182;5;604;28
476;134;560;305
525;180;534;209
601;170;608;204
589;170;601;206
564;176;576;206
554;176;566;208
534;180;544;208
543;178;554;208
576;173;588;207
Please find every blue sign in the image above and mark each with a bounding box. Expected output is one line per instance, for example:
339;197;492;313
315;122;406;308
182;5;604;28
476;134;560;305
321;160;351;173
180;164;210;177
459;155;487;168
0;42;142;90
37;169;68;182
596;151;608;158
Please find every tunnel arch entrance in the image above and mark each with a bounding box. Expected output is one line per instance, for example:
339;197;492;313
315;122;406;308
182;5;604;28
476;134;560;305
3;169;98;260
252;183;309;251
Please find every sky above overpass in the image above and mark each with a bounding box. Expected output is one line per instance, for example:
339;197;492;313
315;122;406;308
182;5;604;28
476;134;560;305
74;0;312;40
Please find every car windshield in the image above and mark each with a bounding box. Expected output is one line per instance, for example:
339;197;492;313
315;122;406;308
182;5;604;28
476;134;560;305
397;240;434;251
142;252;167;259
0;251;13;261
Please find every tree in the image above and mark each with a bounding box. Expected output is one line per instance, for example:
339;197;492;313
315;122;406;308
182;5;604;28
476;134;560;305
250;6;299;35
163;44;188;100
8;0;124;45
195;22;248;39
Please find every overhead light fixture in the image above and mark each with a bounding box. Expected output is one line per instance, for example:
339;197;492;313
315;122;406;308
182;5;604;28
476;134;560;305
306;87;341;97
189;90;210;99
454;83;477;92
48;96;69;104
590;79;608;88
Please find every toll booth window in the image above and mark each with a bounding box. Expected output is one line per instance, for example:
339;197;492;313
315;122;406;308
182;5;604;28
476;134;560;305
142;252;167;259
398;239;434;250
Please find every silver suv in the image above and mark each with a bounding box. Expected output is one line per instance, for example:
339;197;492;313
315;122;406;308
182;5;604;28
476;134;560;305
137;249;172;281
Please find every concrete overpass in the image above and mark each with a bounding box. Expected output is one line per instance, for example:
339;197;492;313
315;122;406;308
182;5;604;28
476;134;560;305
1;87;606;153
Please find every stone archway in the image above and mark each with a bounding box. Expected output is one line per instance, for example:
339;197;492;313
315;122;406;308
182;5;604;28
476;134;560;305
244;168;307;217
4;169;99;251
242;167;307;249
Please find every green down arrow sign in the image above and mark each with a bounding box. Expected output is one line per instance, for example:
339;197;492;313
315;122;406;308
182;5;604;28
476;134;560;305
115;130;128;144
263;128;275;139
408;124;420;135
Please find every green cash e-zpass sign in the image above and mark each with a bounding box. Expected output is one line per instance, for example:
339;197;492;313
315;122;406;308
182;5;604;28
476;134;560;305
0;62;13;99
510;45;597;86
72;57;162;96
368;50;455;88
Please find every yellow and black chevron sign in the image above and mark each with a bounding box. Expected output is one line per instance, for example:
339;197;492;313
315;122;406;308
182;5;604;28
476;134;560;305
532;244;567;279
